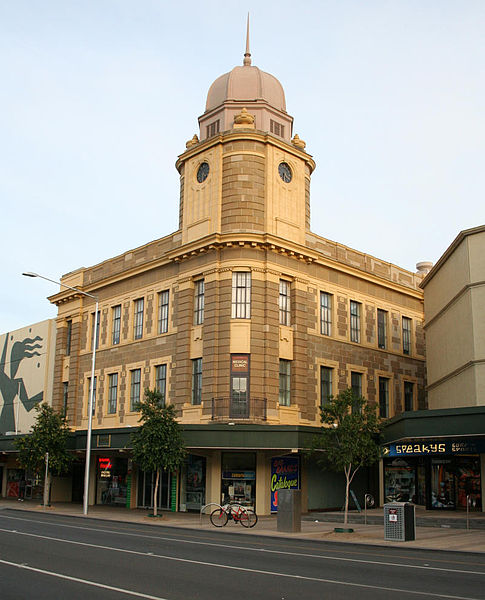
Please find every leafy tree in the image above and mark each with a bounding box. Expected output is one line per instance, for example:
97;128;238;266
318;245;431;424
15;403;72;505
131;389;186;516
312;389;382;525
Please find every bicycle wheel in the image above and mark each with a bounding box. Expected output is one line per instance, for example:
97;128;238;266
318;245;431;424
239;508;257;528
210;508;228;527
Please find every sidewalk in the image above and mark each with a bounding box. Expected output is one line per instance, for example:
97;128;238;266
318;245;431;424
1;498;484;554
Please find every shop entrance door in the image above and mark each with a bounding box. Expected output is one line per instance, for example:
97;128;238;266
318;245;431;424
431;460;456;509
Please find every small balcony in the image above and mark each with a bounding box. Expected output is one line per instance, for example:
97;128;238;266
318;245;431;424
210;397;267;422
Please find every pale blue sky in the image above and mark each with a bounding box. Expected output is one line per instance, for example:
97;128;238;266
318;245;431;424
1;0;484;331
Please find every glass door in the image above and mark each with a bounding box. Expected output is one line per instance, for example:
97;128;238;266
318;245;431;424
231;376;248;418
137;470;172;509
430;460;456;509
230;354;250;419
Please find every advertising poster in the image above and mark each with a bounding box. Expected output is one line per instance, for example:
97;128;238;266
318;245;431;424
270;456;300;513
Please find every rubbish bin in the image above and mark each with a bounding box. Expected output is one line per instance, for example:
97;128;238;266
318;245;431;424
384;502;415;541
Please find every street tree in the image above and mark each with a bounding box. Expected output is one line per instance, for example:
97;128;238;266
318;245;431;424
131;389;186;516
312;389;382;526
15;402;72;506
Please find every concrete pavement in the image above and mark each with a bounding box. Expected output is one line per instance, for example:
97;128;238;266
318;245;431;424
1;498;484;553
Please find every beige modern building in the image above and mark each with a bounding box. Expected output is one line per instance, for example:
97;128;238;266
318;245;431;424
423;226;485;409
31;39;427;515
383;226;485;511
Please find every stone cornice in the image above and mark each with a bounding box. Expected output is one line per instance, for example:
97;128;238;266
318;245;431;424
175;128;316;174
48;230;424;306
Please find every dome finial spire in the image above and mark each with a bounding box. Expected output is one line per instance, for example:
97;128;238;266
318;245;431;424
243;13;251;66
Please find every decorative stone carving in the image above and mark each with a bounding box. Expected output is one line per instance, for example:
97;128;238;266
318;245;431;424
291;134;306;149
186;134;199;148
233;107;255;129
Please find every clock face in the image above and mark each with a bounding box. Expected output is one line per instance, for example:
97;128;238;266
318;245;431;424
197;162;210;183
278;162;292;183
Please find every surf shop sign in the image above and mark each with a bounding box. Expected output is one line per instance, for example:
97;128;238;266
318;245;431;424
270;456;300;513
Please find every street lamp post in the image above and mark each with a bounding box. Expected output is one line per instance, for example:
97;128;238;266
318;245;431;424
23;271;98;516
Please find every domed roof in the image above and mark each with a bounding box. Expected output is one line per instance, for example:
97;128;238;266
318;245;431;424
205;18;286;113
205;64;286;113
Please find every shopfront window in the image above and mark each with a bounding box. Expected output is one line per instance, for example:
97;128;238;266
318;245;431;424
221;452;256;509
180;454;206;512
137;469;172;510
96;457;128;506
431;457;481;510
384;458;417;503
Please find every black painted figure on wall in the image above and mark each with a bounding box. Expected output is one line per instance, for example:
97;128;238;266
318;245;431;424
0;334;44;433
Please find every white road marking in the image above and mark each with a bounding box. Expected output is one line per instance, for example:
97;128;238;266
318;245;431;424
0;558;169;600
0;527;481;600
0;513;483;576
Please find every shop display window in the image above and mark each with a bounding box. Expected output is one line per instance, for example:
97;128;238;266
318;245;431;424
137;469;172;510
96;457;128;506
221;452;256;509
180;454;206;512
384;458;416;503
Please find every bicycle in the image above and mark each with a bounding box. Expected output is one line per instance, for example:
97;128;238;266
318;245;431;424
210;503;258;528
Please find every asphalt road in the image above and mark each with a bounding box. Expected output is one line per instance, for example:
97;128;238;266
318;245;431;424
0;509;484;600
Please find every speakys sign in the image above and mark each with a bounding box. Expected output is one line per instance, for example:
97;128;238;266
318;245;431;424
384;438;485;457
271;456;300;513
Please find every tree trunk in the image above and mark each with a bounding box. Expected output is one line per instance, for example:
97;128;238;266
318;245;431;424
343;465;351;526
153;469;160;517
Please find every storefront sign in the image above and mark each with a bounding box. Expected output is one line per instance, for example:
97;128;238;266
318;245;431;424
385;438;485;457
270;456;300;513
222;471;255;480
99;457;112;478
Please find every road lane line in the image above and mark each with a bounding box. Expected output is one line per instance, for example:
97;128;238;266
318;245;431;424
0;558;170;600
0;516;483;577
0;528;481;600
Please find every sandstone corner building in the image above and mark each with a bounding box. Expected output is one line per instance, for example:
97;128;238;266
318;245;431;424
5;35;481;515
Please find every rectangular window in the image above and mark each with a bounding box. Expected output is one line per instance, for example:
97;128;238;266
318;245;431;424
402;317;412;355
279;359;291;406
206;120;220;137
66;320;72;356
192;358;202;405
91;311;100;350
279;280;290;326
155;364;167;406
351;371;363;413
377;309;387;349
379;377;390;418
231;272;251;319
404;381;415;412
158;290;169;334
270;119;285;137
351;371;362;398
134;298;144;340
112;305;121;345
350;301;361;343
130;369;141;411
87;376;97;416
62;382;68;417
194;280;205;325
108;373;118;414
320;366;333;407
320;292;332;336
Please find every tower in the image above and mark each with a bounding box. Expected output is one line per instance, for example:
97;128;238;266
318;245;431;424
176;26;315;247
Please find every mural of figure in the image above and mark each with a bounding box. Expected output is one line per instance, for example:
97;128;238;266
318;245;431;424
0;334;44;433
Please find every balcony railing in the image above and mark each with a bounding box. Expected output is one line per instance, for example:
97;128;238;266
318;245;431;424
210;397;267;422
